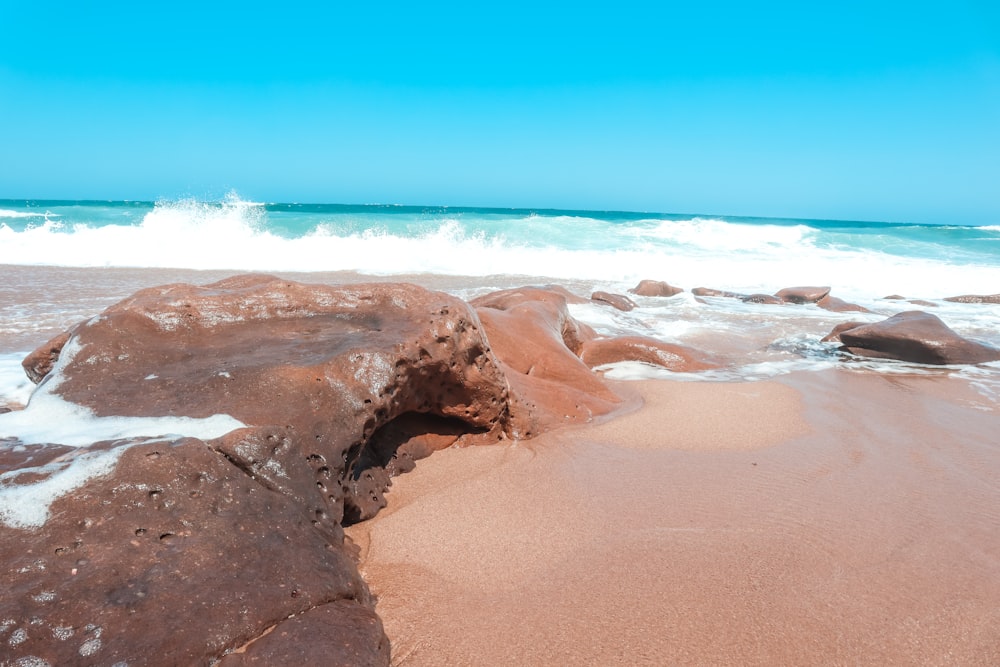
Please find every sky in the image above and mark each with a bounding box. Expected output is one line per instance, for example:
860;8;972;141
1;1;998;223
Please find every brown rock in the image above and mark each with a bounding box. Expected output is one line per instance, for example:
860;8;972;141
0;437;376;666
943;294;1000;304
591;291;637;312
472;287;619;438
628;279;684;297
835;311;1000;365
4;276;652;664
816;295;871;313
21;330;72;384
579;336;718;373
775;286;831;304
217;600;390;666
821;321;869;343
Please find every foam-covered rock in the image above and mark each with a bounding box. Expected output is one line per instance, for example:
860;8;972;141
831;311;1000;365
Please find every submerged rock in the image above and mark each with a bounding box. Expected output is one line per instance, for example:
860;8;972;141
580;335;718;373
741;293;783;305
944;294;1000;304
830;311;1000;365
691;287;744;298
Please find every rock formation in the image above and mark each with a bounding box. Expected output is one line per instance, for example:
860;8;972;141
2;275;699;665
826;311;1000;365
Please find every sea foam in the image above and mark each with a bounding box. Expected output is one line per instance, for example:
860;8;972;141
0;337;246;529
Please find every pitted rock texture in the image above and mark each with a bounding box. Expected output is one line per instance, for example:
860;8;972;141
829;311;1000;365
0;437;375;666
5;275;700;665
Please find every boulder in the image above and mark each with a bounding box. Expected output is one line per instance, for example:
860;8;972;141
3;275;527;665
628;280;684;297
775;286;831;304
591;291;637;312
816;295;871;313
832;311;1000;365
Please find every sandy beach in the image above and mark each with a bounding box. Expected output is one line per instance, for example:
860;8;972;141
2;265;999;665
347;370;1000;665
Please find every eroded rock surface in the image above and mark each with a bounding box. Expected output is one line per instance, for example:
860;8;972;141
829;311;1000;365
3;275;699;665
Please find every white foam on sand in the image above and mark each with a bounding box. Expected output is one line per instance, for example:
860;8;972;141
0;337;246;529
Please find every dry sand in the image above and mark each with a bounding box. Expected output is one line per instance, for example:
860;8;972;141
346;370;1000;665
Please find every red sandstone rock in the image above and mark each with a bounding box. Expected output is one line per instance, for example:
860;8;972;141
579;336;718;373
6;276;662;665
943;294;1000;304
1;437;375;666
775;286;831;304
591;291;637;312
21;330;71;384
628;279;684;297
471;287;618;438
821;321;869;343
833;311;1000;365
816;295;871;313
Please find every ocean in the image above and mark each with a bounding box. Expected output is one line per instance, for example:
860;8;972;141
2;195;999;408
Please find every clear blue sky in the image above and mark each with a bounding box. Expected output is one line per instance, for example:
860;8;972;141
2;1;998;223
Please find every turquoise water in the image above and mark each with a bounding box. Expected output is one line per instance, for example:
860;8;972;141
2;197;998;301
1;195;999;407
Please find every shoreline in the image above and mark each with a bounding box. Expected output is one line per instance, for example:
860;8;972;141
346;369;1000;665
2;266;999;664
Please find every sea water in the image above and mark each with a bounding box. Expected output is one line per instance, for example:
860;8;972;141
1;194;998;401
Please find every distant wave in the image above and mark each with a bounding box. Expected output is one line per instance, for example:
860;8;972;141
1;196;998;301
0;209;52;219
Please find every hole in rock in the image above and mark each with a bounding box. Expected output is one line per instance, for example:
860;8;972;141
341;412;485;526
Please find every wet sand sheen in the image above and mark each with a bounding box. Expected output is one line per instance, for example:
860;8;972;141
346;370;1000;665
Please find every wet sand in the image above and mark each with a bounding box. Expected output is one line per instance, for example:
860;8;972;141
346;370;1000;665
